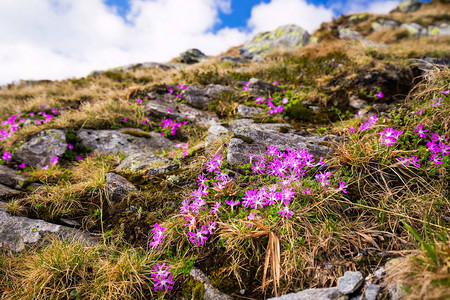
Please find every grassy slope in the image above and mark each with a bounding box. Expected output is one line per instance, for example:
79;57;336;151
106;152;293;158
0;2;449;299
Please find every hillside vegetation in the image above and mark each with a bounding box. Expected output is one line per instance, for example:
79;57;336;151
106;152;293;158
0;1;449;299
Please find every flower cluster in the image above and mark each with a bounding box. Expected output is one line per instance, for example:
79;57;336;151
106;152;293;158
168;84;188;98
128;95;148;105
379;128;403;146
359;115;378;131
149;223;165;249
151;263;174;293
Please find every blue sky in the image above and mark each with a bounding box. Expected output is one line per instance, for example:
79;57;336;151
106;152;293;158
0;0;421;84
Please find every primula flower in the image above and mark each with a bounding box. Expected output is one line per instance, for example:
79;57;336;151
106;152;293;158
375;91;383;99
76;155;83;161
282;97;289;104
443;90;449;95
151;263;170;280
209;202;221;214
67;143;74;150
248;212;256;220
50;156;59;165
168;109;173;113
2;152;12;161
303;188;311;196
19;163;25;169
360;115;377;131
122;118;127;122
417;109;423;115
316;171;332;189
187;225;209;246
153;273;174;293
349;127;355;132
431;97;444;107
150;223;165;249
379;128;403;146
338;180;348;193
42;165;49;170
225;199;240;211
255;97;265;104
429;153;443;166
414;124;429;138
278;205;295;218
206;221;217;235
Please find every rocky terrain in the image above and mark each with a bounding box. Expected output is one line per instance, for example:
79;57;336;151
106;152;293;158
0;0;449;299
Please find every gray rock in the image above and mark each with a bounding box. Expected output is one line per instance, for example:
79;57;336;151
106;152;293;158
0;165;27;189
116;152;178;175
180;48;206;64
14;129;67;168
0;201;7;212
143;93;179;119
339;28;363;40
181;86;210;109
228;119;332;159
373;267;385;279
268;287;345;300
138;62;175;71
0;183;20;197
364;284;380;300
398;0;423;12
205;125;230;153
237;104;264;117
240;24;310;60
246;78;282;96
372;103;392;113
371;20;398;31
349;96;368;109
309;106;321;112
105;172;137;203
227;138;266;165
219;56;249;63
178;104;218;127
337;271;364;295
78;129;174;156
190;268;211;284
428;23;450;37
0;210;97;252
400;23;427;37
204;283;234;300
203;84;233;98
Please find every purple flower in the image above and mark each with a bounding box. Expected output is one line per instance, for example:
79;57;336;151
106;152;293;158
338;180;348;193
42;165;49;170
359;115;377;131
122;118;127;122
76;155;83;161
67;143;74;150
2;152;12;161
431;97;444;107
429;153;443;166
187;225;209;246
316;171;331;189
248;212;256;220
375;91;383;99
153;273;174;293
225;199;240;211
206;221;217;235
278;205;295;218
50;156;59;165
414;124;429;138
255;97;265;104
282;97;289;104
150;223;165;249
19;163;26;169
379;128;403;146
443;90;449;95
209;202;221;214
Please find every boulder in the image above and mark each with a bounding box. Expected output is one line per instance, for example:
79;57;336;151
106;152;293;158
237;104;265;117
180;48;206;64
246;78;282;96
14;129;67;168
0;183;20;197
400;23;427;37
116;152;179;175
143;93;179;119
371;20;398;31
337;271;364;295
427;23;450;36
349;96;368;109
189;268;233;300
219;56;249;63
364;284;380;300
203;84;233;98
228;119;332;159
339;27;363;40
0;210;97;252
0;165;27;189
227;138;267;165
268;288;344;300
105;172;137;203
78;129;174;156
205;125;230;153
240;24;310;60
178;104;218;127
398;0;423;12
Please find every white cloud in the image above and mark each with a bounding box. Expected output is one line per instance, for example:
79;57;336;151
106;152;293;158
0;0;248;85
0;0;396;85
247;0;334;34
